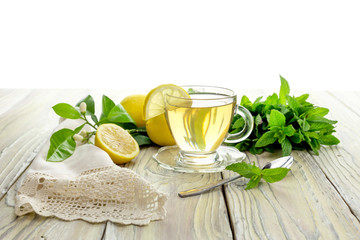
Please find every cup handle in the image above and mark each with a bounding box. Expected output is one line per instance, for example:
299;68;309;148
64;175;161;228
224;105;253;144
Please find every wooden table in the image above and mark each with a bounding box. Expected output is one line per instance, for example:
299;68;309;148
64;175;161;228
1;89;359;240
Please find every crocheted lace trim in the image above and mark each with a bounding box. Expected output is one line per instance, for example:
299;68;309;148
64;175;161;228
15;165;167;225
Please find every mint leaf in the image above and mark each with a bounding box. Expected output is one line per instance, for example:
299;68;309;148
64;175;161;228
240;95;252;109
306;131;320;139
252;96;264;112
52;103;81;119
279;75;290;105
255;131;277;148
306;115;337;124
265;93;279;106
232;117;245;130
283;125;296;137
245;175;261;190
225;162;261;178
295;94;309;104
290;131;302;144
47;128;76;162
262;167;290;183
309;122;334;131
254;114;263;126
269;109;286;127
298;119;311;132
305;136;320;155
286;95;300;112
319;135;340;145
305;107;329;118
280;137;292;156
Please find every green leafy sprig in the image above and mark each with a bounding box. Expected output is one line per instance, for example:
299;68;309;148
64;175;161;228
47;95;151;162
226;161;290;190
229;76;340;156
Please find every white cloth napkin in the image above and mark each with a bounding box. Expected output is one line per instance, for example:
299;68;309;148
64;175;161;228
15;119;168;225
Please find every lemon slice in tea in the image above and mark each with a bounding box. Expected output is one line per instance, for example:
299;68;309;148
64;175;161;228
143;84;190;120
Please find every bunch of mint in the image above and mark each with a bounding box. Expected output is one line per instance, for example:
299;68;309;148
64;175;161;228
229;76;340;156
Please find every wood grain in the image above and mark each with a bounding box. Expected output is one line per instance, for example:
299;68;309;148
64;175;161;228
0;89;32;116
306;91;360;222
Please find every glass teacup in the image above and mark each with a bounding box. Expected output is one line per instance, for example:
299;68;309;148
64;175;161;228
160;85;253;171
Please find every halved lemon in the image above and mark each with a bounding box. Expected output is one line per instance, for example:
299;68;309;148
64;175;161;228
95;123;140;164
143;84;190;120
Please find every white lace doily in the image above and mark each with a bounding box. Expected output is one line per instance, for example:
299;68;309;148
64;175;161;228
15;120;168;225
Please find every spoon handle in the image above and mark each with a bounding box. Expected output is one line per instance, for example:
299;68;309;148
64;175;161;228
178;175;242;198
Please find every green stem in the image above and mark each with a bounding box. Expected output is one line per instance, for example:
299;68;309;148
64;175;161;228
81;113;97;130
85;131;96;143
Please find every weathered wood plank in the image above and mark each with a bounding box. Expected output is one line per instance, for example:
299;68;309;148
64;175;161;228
0;89;33;116
103;146;233;240
326;91;360;115
306;91;360;221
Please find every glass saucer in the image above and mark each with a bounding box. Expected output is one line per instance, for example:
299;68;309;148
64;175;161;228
152;145;246;173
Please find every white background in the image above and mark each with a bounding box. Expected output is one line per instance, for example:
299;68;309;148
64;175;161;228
1;0;359;91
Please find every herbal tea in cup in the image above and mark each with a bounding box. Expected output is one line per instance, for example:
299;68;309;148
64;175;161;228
165;86;253;167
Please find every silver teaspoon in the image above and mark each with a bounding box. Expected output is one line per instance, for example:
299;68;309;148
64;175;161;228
178;155;294;198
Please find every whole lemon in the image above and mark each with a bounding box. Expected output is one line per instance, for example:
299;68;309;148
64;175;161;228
120;94;146;127
146;113;176;146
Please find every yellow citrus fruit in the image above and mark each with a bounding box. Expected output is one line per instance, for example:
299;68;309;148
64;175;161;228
120;94;146;127
143;84;190;120
95;123;140;164
146;113;176;146
143;84;190;146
